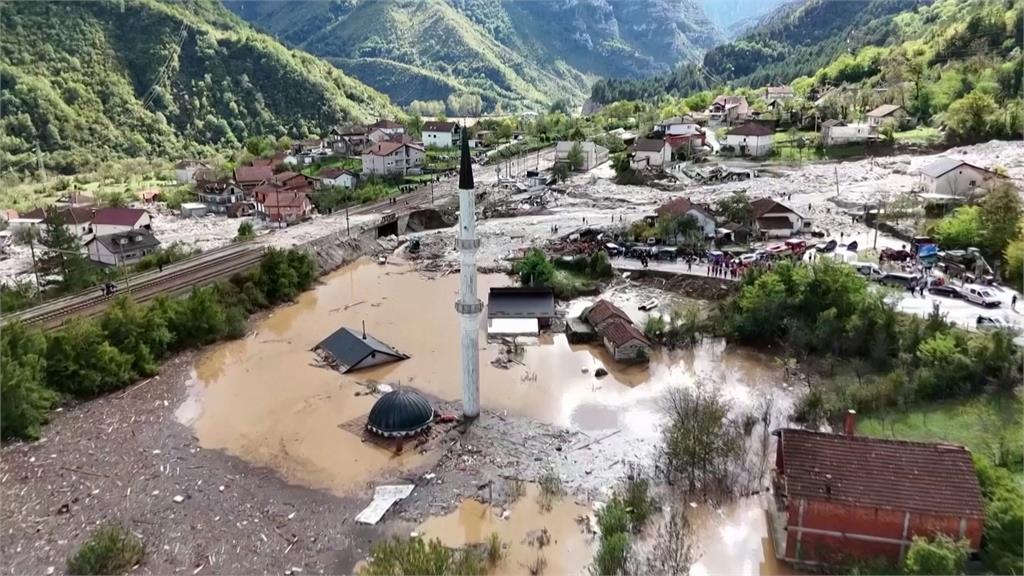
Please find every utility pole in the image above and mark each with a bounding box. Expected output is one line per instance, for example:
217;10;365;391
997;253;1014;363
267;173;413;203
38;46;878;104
345;204;350;236
35;142;46;184
430;180;434;205
27;231;41;297
833;166;840;198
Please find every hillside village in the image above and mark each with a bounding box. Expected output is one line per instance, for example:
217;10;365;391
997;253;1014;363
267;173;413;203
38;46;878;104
1;1;1023;576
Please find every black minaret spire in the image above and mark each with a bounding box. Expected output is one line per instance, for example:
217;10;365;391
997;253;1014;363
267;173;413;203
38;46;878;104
458;125;474;190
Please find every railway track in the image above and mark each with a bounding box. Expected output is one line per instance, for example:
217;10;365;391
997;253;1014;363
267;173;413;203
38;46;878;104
4;245;266;331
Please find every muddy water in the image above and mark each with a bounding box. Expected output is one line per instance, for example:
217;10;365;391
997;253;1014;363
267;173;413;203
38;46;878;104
690;497;797;576
416;483;594;576
187;257;790;493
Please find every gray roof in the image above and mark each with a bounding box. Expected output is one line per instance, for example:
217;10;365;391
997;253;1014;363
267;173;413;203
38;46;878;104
315;327;409;373
866;104;901;118
919;157;991;179
92;229;161;255
488;287;556;319
633;138;668;152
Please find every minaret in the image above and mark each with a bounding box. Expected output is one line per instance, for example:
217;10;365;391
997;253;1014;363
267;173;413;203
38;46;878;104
455;126;482;419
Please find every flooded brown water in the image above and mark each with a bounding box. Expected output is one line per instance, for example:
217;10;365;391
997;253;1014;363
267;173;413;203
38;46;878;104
416;483;593;576
185;257;788;493
690;497;797;576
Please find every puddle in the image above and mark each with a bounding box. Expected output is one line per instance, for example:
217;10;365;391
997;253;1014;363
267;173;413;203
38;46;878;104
416;483;594;576
186;258;791;493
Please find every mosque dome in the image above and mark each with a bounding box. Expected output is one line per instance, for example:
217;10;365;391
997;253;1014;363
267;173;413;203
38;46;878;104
366;389;434;438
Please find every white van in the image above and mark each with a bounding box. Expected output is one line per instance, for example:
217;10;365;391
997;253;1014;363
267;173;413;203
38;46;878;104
963;284;1001;308
850;261;884;280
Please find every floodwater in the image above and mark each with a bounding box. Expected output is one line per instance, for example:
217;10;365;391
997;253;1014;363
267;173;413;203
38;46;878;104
416;483;594;576
184;257;791;493
690;497;797;576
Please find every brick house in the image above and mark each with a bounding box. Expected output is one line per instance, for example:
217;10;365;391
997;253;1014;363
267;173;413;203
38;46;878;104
234;165;274;192
770;426;985;569
580;300;651;363
751;198;804;238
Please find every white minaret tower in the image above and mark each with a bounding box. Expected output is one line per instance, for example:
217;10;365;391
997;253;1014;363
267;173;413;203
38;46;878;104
455;126;481;419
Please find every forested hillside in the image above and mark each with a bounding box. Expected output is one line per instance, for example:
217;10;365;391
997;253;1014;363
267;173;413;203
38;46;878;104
0;0;395;175
695;0;788;38
225;0;720;110
590;0;1023;141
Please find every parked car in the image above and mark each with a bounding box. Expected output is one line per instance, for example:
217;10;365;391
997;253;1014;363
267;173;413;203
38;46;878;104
819;239;838;253
604;243;623;257
638;299;659;311
878;272;921;288
927;284;961;298
850;261;884;280
739;253;759;264
976;315;1009;331
963;284;1001;307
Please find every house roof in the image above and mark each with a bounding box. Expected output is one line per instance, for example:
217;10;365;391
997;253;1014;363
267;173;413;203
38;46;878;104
175;160;209;169
820;119;846;129
487;287;556;319
92;208;148;226
23;207;94;226
656;197;714;220
599;317;651;348
234;165;274;184
365;141;416;157
919;157;994;179
56;191;96;206
582;300;631;327
777;428;985;518
198;181;244;196
866;104;902;118
751;197;796;218
332;124;367;136
633;138;668;153
90;229;161;255
765;85;794;97
712;95;747;109
423;121;457;133
728;122;774;137
317;167;355;179
315;327;409;373
369;119;402;130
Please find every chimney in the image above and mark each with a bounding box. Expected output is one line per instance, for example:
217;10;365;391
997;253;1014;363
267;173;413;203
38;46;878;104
844;409;857;435
362;320;366;340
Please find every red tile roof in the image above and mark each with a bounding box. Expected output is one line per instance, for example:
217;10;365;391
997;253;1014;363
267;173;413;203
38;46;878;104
583;300;631;327
366;141;406;157
92;208;148;226
370;119;402;129
728;122;774;137
317;167;354;179
599;317;651;347
234;165;274;184
751;197;796;218
778;429;985;518
656;197;713;220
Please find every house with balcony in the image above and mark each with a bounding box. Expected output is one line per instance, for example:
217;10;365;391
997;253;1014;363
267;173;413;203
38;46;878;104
361;141;425;176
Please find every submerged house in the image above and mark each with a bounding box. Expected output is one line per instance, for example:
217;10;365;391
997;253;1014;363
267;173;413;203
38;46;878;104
487;287;557;336
314;326;410;373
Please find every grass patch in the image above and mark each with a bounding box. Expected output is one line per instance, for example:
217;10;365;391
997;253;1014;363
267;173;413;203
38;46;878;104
486;532;504;565
895;127;944;146
858;394;1023;475
67;525;144;575
537;470;563;511
359;537;485;576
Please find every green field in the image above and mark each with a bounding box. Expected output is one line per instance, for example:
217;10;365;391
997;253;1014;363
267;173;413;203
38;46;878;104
859;395;1023;476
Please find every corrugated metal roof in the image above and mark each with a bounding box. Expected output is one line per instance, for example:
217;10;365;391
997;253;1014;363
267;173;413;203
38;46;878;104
919;157;969;178
778;429;985;518
487;287;555;319
315;327;408;373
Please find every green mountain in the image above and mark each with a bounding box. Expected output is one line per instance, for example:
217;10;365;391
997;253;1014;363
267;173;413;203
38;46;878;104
0;0;395;175
590;0;1023;141
695;0;789;38
225;0;721;109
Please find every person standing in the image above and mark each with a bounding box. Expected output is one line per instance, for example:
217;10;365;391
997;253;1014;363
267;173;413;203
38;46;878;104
1013;294;1018;312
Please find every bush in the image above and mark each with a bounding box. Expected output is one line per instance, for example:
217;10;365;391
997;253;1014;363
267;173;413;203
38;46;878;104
359;537;485;576
134;242;198;272
902;535;968;575
513;249;556;288
235;220;254;241
974;456;1024;574
45;318;134;398
67;525;144;575
593;531;630;576
1;322;55;440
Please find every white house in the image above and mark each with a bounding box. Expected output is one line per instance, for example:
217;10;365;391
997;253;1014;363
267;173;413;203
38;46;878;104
657;116;701;135
367;119;404;143
820;120;872;146
630;138;672;170
655;197;717;238
752;198;803;238
361;141;425;176
422;121;458;148
725;122;775;157
918;158;999;197
86;229;161;266
316;167;358;189
174;160;210;184
866;104;905;131
91;208;152;236
21;207;94;241
555;141;609;171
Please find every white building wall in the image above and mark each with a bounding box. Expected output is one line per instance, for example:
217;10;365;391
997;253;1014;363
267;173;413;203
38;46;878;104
423;131;454;148
725;134;774;157
93;213;150;237
921;166;993;196
822;124;871;146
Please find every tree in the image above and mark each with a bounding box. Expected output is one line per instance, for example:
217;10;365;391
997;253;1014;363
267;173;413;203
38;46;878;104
639;505;694;575
496;119;514;142
45;318;134;397
1003;227;1024;290
567;141;585;171
715;191;755;226
1;322;55;440
408;100;445;117
945;90;999;141
236;221;255;241
930;206;984;250
245;136;274;157
549;98;571;115
902;536;968;575
552;162;571;182
979;183;1022;265
447;92;483;117
404;113;423;138
100;296;172;377
38;208;95;292
513;249;555;287
660;386;745;497
879;118;897;143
